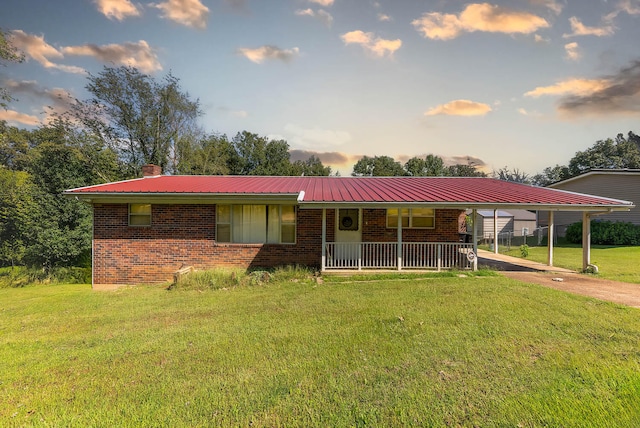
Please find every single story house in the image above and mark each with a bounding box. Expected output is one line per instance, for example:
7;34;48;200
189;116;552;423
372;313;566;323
65;165;633;289
471;209;537;240
538;169;640;236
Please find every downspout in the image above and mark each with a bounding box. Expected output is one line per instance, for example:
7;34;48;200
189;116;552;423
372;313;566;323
472;209;478;271
493;209;499;254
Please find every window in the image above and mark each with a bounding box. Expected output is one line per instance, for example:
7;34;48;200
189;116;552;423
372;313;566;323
387;208;435;229
216;204;296;244
129;204;151;226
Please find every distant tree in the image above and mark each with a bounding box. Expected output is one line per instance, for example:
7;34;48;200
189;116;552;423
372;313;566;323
177;133;232;175
291;155;332;176
568;133;640;176
352;155;405;176
531;164;570;187
228;131;293;175
446;164;487;177
0;169;32;267
1;28;24;108
0;121;31;170
66;65;201;176
493;166;531;184
404;154;448;176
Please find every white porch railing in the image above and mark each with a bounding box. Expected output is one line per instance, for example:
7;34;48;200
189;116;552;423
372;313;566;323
324;242;474;270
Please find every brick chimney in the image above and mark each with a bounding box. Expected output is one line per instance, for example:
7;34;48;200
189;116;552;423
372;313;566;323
142;164;162;177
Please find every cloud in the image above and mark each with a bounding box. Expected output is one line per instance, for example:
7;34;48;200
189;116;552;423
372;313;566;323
237;45;300;64
524;78;610;97
424;100;492;116
217;106;248;118
62;40;162;73
564;42;580;61
4;79;76;120
309;0;334;6
0;109;40;126
8;30;85;74
524;61;640;116
223;0;248;12
534;34;549;43
152;0;209;29
340;30;402;58
377;13;392;22
529;0;563;15
295;8;333;27
563;16;614;38
283;124;351;149
94;0;141;20
557;60;640;116
412;3;549;40
290;149;354;166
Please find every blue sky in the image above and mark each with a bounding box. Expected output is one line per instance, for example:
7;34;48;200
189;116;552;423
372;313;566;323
2;0;639;175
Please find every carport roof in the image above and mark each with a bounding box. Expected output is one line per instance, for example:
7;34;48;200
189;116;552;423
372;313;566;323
65;175;634;211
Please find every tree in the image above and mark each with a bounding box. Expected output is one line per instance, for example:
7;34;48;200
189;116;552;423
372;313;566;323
228;131;293;175
1;28;24;109
0;168;32;267
493;166;531;184
568;133;640;176
291;155;332;176
405;154;449;176
352;155;405;176
446;164;487;177
531;164;570;187
67;66;201;176
177;133;231;175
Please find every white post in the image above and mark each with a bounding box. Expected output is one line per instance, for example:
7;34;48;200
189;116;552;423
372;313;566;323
321;208;326;271
493;209;499;254
472;209;478;271
582;212;591;271
547;211;554;266
397;208;403;270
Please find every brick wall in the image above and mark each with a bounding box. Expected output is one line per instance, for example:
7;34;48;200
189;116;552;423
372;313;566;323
92;205;464;286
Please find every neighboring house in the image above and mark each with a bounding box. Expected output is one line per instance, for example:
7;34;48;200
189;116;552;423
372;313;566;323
538;169;640;236
65;165;633;289
472;209;537;239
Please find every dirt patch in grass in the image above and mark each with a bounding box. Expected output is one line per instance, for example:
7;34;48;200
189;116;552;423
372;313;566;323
501;271;640;308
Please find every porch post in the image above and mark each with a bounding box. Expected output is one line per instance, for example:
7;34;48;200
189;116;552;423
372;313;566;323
582;211;591;271
321;208;326;271
472;209;478;271
397;207;403;270
547;211;554;266
493;209;499;254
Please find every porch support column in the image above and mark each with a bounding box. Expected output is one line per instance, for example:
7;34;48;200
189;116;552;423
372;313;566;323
493;209;499;254
321;208;326;271
472;209;478;271
547;211;554;266
397;208;403;271
582;211;591;271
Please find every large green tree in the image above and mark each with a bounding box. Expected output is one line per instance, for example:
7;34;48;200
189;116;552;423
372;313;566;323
352;155;405;177
568;133;640;176
0;168;32;267
228;131;294;176
1;28;24;109
67;66;201;176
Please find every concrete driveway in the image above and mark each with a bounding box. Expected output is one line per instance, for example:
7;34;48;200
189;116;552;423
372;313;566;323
477;250;640;308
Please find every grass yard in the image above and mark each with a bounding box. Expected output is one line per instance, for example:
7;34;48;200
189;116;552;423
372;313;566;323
500;244;640;284
2;276;640;427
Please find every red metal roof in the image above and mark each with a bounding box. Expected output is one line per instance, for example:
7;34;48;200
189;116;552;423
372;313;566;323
65;175;634;209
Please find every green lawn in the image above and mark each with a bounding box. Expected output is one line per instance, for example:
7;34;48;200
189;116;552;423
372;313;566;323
500;245;640;284
2;277;640;427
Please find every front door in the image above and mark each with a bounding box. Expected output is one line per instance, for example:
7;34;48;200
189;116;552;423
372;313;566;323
334;208;362;267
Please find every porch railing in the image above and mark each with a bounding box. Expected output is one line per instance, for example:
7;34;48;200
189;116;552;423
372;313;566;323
324;242;474;270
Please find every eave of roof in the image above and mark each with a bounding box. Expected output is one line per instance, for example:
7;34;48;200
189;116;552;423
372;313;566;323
64;175;634;211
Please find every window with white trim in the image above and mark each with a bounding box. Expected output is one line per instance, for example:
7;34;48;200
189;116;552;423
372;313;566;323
386;208;435;229
129;203;151;226
216;204;296;244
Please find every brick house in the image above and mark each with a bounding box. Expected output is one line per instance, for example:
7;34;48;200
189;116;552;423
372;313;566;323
65;165;633;289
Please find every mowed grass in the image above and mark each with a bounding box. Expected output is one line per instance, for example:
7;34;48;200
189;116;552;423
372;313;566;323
501;245;640;283
2;277;640;427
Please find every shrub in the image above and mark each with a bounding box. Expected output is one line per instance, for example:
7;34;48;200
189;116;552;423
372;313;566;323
565;220;640;246
520;244;529;258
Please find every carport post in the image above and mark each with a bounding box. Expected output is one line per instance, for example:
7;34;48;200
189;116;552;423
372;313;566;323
472;209;478;271
493;209;499;254
582;211;591;271
547;211;554;266
397;207;403;271
321;208;326;271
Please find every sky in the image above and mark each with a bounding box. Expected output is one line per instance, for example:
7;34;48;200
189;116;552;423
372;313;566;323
1;0;640;176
